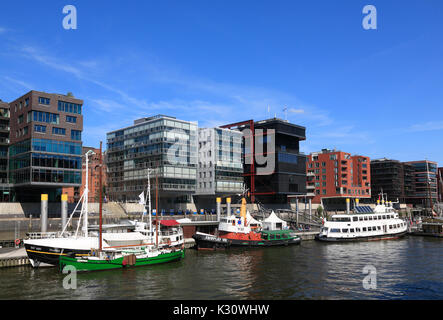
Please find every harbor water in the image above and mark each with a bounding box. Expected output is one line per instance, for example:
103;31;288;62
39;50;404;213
0;237;441;300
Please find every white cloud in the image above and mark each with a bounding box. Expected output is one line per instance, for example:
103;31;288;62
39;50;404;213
409;121;443;132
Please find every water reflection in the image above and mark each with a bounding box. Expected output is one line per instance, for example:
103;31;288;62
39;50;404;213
0;238;442;300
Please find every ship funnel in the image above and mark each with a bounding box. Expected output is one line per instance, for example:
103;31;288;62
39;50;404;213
240;198;247;225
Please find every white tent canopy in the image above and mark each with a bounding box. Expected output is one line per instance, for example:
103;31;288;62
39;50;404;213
246;211;262;227
262;211;287;230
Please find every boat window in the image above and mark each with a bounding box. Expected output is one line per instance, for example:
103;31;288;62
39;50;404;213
356;228;361;232
350;228;355;232
368;227;372;231
369;216;373;220
353;217;358;222
330;229;340;233
363;227;367;231
374;216;378;220
342;229;348;233
378;216;382;220
364;216;368;221
377;226;381;230
382;215;386;219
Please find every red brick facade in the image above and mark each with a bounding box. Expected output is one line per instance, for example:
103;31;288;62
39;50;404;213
62;146;107;203
306;149;371;204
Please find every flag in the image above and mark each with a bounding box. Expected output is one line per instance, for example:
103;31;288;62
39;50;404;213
138;191;145;205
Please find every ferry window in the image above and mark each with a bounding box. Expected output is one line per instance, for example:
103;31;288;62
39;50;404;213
382;215;386;219
350;228;355;232
330;229;340;233
363;227;367;231
342;229;348;233
353;217;358;222
367;227;372;231
364;216;368;221
389;225;392;229
374;216;378;220
378;216;382;220
356;228;361;232
369;216;373;220
377;226;381;230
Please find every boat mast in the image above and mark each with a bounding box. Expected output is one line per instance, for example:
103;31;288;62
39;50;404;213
156;172;159;248
147;168;152;242
98;142;103;252
82;149;95;237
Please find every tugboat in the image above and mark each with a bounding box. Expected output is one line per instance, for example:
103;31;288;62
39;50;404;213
193;198;301;249
316;195;408;242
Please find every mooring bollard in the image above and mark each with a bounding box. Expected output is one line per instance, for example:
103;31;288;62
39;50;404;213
61;194;68;231
41;194;48;233
226;197;231;216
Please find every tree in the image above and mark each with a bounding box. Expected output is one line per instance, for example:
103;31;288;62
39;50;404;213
316;205;324;217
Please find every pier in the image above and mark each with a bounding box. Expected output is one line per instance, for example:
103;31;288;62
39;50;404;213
0;247;30;268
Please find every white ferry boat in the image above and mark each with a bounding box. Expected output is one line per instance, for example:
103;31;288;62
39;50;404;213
316;200;408;242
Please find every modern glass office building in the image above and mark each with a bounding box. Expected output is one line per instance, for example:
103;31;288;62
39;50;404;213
196;127;244;196
106;115;198;206
7;91;83;202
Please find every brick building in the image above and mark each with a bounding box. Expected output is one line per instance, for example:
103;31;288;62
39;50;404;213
306;149;371;209
62;146;106;203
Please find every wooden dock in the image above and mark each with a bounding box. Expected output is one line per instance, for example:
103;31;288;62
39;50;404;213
0;247;30;268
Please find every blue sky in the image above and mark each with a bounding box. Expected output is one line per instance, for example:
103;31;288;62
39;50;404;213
0;0;442;164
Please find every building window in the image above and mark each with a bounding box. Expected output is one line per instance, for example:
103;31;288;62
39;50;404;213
71;130;81;141
34;125;47;133
18;114;24;124
66;115;77;123
52;127;66;135
58;101;82;114
38;97;51;105
25;98;29;107
33;111;59;124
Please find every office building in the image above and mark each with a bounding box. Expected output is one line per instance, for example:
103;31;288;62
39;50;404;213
7;90;83;202
370;158;415;202
404;160;438;207
106;115;198;209
306;149;371;208
195;127;244;207
222;118;307;204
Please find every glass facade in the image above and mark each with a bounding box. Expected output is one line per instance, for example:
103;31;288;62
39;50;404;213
106;116;198;201
9;138;82;186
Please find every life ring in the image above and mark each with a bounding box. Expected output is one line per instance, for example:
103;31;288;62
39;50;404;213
15;239;21;246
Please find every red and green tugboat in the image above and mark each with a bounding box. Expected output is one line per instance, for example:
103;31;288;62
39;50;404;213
193;198;301;250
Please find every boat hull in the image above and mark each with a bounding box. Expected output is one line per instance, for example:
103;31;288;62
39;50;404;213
192;233;231;250
193;232;301;249
24;243;90;267
228;237;301;247
315;230;407;242
59;250;185;272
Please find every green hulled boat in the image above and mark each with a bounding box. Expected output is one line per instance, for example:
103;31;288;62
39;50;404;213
59;247;185;272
